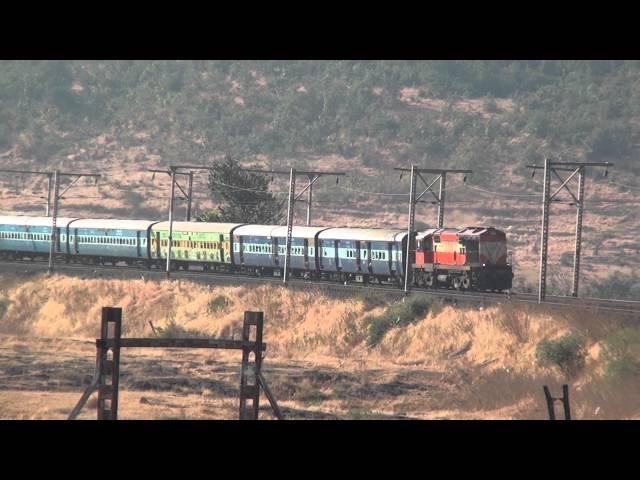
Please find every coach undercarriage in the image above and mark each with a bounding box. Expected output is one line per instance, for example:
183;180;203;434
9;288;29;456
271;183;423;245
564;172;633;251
413;264;512;292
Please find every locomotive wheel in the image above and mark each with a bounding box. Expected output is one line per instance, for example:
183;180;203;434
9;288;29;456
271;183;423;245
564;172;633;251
425;274;434;288
453;277;462;290
462;275;471;290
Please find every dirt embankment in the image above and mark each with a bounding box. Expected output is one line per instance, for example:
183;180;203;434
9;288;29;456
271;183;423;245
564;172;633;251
0;274;637;419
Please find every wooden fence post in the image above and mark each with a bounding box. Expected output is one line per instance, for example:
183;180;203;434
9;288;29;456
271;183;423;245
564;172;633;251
97;307;122;420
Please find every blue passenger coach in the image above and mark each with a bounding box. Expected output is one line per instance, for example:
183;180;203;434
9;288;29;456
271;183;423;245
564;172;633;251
0;215;78;258
270;226;329;276
232;225;328;278
317;228;408;283
66;219;159;264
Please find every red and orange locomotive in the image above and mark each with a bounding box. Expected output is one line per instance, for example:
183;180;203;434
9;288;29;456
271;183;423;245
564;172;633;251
413;226;513;292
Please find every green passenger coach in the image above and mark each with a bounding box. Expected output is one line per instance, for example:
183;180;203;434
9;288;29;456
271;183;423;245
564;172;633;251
149;221;244;271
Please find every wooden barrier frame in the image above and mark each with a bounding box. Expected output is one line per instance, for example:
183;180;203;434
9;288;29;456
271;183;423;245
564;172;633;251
69;307;283;420
543;384;571;420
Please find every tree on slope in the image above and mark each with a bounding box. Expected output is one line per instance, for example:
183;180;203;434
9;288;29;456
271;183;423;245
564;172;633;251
195;155;285;224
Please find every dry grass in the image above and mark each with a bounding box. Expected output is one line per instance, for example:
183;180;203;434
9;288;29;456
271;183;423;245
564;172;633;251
1;273;638;419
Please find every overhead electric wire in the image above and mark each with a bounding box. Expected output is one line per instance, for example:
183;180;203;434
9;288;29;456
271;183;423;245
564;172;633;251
608;179;640;191
464;183;541;197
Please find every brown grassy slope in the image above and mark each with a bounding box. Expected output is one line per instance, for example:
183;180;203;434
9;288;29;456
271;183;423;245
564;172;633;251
1;274;639;419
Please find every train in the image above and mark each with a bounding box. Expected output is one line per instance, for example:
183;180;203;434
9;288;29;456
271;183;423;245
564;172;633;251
0;215;514;292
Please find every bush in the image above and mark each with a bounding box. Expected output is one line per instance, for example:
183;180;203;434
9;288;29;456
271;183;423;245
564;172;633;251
560;251;574;267
602;327;640;381
0;299;8;320
340;310;367;349
152;318;208;338
585;272;640;300
364;296;440;347
536;332;586;378
207;294;231;315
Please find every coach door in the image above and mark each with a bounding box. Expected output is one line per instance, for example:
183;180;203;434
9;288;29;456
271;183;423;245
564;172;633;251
303;238;309;270
217;234;224;263
237;236;244;265
73;228;79;254
272;237;280;266
355;241;361;272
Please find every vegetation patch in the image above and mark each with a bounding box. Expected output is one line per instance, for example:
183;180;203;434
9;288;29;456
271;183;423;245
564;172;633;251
152;318;209;339
584;272;640;301
207;294;232;315
602;327;640;381
535;331;587;378
0;299;9;321
364;296;441;347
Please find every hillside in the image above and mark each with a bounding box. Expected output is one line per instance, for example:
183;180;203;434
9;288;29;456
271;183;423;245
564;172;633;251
0;60;639;296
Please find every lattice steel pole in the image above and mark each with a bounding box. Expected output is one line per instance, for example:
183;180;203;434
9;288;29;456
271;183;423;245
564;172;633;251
47;170;60;274
571;167;585;297
437;172;446;229
283;168;296;285
185;170;194;221
306;174;313;227
165;167;176;279
538;157;551;303
403;165;417;294
45;172;53;217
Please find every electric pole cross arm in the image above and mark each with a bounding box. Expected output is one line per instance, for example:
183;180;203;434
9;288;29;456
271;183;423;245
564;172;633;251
0;168;101;274
395;166;472;294
245;169;345;227
527;159;613;302
147;168;194;221
394;167;472;229
245;168;345;283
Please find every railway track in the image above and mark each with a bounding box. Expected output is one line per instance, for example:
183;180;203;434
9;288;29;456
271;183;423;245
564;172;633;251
0;258;638;317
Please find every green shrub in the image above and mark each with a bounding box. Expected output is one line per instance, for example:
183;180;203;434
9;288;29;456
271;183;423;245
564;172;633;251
365;313;395;348
153;318;207;338
364;296;439;347
536;332;586;378
0;300;8;320
207;295;231;315
602;327;640;381
340;310;367;348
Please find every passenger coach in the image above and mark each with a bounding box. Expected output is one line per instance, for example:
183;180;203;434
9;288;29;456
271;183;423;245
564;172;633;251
0;215;77;260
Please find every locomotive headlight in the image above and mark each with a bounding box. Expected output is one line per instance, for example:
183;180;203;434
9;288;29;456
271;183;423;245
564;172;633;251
482;263;486;267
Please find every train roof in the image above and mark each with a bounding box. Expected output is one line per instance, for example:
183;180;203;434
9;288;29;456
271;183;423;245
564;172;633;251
232;225;277;237
416;226;505;239
69;219;159;230
232;224;330;238
152;222;244;234
270;226;330;238
319;227;407;242
457;226;504;236
0;215;78;228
